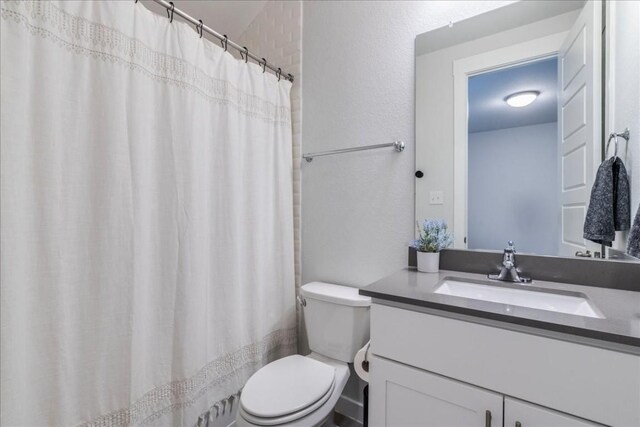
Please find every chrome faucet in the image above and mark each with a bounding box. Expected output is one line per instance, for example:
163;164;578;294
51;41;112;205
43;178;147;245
488;241;532;283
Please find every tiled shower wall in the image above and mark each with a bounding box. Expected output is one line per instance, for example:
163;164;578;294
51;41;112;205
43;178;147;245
237;0;303;344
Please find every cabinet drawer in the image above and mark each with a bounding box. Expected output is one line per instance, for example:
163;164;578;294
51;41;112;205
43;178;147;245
505;397;604;427
369;355;503;427
371;303;640;426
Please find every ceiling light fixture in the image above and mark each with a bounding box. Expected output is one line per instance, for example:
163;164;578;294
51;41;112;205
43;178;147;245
505;91;540;108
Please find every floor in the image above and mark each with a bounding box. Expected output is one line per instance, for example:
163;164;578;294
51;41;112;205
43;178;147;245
334;412;362;427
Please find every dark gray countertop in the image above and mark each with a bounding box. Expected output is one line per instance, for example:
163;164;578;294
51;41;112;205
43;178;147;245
359;268;640;348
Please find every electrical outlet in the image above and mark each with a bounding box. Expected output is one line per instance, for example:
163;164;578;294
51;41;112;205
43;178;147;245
429;191;444;205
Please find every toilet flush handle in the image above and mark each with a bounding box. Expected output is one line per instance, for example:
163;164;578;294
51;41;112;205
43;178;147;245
297;295;306;307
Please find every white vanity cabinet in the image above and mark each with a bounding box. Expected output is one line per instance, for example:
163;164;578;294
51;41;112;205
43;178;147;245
370;357;602;427
368;303;640;427
370;355;503;427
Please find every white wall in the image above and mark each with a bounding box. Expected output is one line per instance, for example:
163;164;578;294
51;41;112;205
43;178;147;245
468;122;559;255
608;0;640;255
415;11;578;235
301;1;513;288
301;1;514;422
140;1;266;41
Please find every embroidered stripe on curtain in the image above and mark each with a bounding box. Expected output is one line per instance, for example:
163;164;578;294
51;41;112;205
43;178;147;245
0;1;296;425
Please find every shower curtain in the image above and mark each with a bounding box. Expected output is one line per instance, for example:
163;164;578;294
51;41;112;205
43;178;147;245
0;1;296;425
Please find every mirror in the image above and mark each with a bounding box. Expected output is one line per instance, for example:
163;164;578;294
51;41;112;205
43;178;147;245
604;0;639;259
415;0;639;260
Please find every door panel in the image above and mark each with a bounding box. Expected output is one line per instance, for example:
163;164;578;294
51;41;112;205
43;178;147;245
562;145;586;190
562;27;586;89
562;206;586;246
562;86;586;138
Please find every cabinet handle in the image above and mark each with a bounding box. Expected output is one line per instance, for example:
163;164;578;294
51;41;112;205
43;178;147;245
485;410;492;427
515;422;522;427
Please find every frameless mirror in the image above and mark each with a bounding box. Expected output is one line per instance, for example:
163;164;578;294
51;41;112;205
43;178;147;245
415;0;639;260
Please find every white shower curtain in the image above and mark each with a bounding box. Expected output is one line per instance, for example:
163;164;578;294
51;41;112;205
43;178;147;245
0;1;296;425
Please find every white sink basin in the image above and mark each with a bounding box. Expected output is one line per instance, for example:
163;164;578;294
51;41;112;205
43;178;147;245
434;278;604;319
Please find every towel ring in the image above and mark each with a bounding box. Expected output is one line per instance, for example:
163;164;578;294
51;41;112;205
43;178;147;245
606;128;631;159
606;133;619;158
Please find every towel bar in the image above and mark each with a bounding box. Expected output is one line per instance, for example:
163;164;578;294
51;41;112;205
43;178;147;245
303;140;405;162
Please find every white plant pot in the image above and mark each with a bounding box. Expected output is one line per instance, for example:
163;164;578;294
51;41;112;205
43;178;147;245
416;251;440;273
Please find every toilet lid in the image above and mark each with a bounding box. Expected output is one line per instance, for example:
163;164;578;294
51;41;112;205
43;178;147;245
241;355;336;419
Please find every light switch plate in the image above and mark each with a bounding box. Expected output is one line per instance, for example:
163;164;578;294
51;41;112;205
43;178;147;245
429;191;444;205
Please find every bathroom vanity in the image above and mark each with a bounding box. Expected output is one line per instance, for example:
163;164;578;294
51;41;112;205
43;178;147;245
360;269;640;427
401;0;640;421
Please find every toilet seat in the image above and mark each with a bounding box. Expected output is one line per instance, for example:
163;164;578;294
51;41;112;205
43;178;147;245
240;355;336;425
239;378;335;425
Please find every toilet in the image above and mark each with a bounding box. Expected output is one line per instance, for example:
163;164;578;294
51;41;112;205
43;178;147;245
237;282;371;427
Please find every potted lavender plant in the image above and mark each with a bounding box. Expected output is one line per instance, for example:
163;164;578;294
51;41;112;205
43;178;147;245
412;219;453;273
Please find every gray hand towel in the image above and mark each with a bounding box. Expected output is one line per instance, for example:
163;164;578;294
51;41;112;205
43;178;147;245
627;205;640;258
583;157;630;246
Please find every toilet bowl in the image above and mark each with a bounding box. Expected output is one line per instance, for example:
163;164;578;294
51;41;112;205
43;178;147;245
237;282;371;427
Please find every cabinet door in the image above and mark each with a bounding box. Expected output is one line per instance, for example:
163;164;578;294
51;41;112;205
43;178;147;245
505;397;604;427
369;355;503;427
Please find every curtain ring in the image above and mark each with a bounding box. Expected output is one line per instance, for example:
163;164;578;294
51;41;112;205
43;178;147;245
197;20;204;38
241;46;249;63
134;0;139;3
221;35;228;52
166;2;174;23
288;73;294;82
276;68;282;81
260;58;267;73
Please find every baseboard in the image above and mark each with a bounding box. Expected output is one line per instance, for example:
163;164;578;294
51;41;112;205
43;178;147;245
335;394;364;425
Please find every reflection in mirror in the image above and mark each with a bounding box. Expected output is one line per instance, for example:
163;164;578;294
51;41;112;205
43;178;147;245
415;0;639;261
605;0;640;260
467;58;559;255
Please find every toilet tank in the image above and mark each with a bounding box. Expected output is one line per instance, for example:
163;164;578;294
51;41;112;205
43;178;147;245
300;282;371;363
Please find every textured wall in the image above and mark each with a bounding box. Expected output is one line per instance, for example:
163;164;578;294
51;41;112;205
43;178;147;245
301;1;514;422
301;1;512;287
237;1;303;299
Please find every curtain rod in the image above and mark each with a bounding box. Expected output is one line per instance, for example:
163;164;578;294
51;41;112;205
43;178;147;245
138;0;294;82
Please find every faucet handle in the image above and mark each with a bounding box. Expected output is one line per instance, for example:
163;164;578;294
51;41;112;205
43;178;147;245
506;241;515;252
